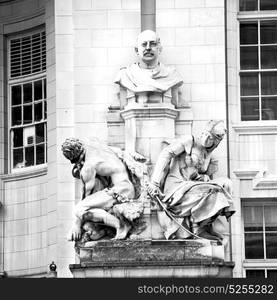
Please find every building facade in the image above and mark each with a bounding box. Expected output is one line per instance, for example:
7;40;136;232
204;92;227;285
0;0;276;278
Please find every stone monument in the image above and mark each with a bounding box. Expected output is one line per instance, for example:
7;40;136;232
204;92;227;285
66;31;236;278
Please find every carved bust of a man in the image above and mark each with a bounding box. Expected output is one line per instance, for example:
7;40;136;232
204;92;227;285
115;30;183;94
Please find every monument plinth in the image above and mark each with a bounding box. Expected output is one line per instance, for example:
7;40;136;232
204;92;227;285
69;240;234;278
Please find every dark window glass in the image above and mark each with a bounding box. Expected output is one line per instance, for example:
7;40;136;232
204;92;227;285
261;46;277;69
262;98;277;120
13;148;23;168
240;47;258;69
12;106;22;126
240;73;259;96
44;101;47;119
34;102;43;121
23;83;32;103
13;128;23;148
43;78;46;99
240;23;258;44
241;98;259;121
261;21;277;44
11;85;22;105
34;80;42;101
25;146;34;167
240;0;258;11
36;123;44;143
246;269;265;278
245;233;264;258
266;233;277;258
261;72;277;95
265;206;277;230
36;144;45;165
23;105;32;124
267;270;277;278
244;206;263;231
260;0;277;10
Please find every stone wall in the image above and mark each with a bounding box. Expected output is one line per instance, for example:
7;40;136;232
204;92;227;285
0;0;49;277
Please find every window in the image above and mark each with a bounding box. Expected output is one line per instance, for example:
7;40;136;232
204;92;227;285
243;202;277;278
246;269;277;278
243;204;277;259
240;0;277;11
8;30;47;171
239;1;277;121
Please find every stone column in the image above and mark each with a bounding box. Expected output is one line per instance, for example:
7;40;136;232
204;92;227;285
141;0;156;31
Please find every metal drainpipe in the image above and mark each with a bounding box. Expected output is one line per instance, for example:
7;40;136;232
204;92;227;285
141;0;156;32
224;0;233;263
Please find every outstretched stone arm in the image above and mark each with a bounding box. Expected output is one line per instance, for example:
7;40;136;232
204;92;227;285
151;136;194;187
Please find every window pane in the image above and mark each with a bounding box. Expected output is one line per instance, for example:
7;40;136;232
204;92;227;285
34;80;42;101
44;101;47;119
23;105;32;124
241;98;259;121
240;73;259;96
261;46;277;69
240;47;258;69
23;83;32;103
240;0;258;11
35;123;45;143
261;21;277;44
34;102;43;121
36;144;45;165
25;146;34;167
11;85;22;105
266;233;277;258
12;106;22;126
246;269;265;278
262;98;277;120
260;0;277;10
261;72;277;95
43;78;47;99
13;128;23;148
13;148;24;168
240;23;258;44
245;233;264;258
267;270;277;279
244;206;263;231
264;206;277;230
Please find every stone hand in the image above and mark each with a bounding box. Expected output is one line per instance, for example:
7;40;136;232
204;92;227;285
131;151;147;162
146;182;165;199
197;174;210;182
68;223;82;242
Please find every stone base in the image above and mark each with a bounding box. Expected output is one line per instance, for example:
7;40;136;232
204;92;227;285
69;240;234;278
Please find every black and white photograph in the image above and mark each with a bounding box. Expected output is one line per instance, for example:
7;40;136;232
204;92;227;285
0;1;277;295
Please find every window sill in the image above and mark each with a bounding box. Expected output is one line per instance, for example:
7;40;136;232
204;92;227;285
243;260;277;268
233;121;277;134
238;11;277;21
0;164;47;182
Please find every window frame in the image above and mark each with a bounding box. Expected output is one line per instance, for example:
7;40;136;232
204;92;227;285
242;199;277;277
7;29;47;174
238;2;277;123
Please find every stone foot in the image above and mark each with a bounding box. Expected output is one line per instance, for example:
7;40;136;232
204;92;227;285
113;222;131;240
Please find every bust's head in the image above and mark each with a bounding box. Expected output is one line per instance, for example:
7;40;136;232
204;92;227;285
135;30;162;68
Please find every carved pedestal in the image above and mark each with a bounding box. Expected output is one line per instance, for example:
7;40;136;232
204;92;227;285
121;104;178;163
69;240;234;278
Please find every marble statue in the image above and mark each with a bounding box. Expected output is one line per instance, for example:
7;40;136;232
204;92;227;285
61;137;147;243
146;120;236;242
114;30;183;105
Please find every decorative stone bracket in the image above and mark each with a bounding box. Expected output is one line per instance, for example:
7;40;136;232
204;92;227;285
233;169;277;190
